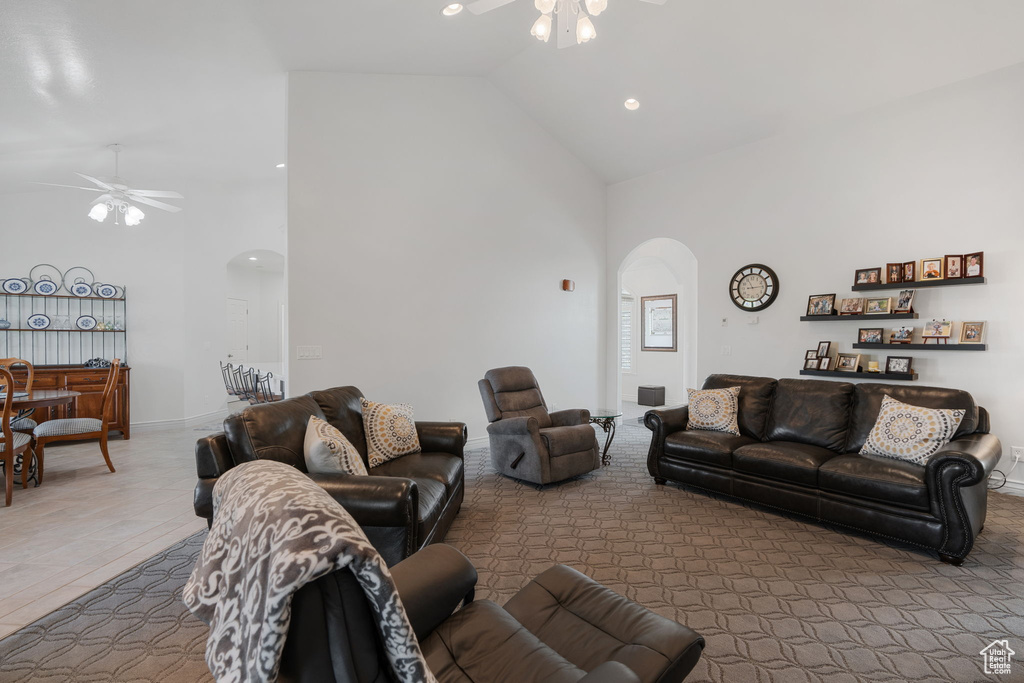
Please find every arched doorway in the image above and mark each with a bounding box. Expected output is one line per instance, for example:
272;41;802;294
225;249;286;392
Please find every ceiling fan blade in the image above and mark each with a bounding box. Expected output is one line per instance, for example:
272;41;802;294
557;4;575;48
32;182;105;192
129;195;182;213
638;0;667;4
74;172;115;191
127;188;184;199
465;0;517;15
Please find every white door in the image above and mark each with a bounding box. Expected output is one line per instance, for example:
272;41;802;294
226;298;248;362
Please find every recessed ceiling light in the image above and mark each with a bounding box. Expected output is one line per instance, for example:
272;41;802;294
275;163;286;168
442;3;464;16
624;98;640;111
249;257;258;261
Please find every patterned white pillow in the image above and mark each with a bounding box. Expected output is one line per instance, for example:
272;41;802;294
360;398;422;468
687;387;741;436
303;416;368;476
860;395;966;465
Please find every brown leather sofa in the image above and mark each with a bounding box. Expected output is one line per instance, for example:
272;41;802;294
645;374;1001;565
194;386;467;566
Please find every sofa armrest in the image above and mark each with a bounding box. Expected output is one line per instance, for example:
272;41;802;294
578;662;642;683
926;433;1003;487
194;478;216;521
416;421;468;458
643;406;689;434
390;544;478;641
306;473;418;528
195;433;232;479
549;409;590;427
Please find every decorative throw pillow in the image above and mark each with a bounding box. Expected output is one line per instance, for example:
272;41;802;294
860;395;965;465
303;416;368;476
687;387;741;436
360;398;422;468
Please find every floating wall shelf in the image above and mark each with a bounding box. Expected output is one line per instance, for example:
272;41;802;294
851;276;985;292
800;369;917;382
852;342;985;352
800;313;918;322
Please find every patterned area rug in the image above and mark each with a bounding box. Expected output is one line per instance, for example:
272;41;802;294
2;419;1023;682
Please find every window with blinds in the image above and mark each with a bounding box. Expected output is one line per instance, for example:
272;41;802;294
621;294;635;372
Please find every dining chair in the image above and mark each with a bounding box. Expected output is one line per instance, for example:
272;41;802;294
0;358;37;432
0;367;35;506
220;361;238;398
32;359;121;482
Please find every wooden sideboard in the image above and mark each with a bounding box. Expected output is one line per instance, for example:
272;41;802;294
11;365;131;439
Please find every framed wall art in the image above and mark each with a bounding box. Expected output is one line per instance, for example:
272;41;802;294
640;294;677;352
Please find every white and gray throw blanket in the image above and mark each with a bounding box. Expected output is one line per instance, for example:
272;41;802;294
183;459;437;683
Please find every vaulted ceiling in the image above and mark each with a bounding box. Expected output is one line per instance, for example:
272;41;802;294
3;0;1024;195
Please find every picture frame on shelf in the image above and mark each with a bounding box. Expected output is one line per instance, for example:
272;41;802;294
818;357;832;371
944;254;963;279
805;349;819;360
854;267;882;286
903;261;916;283
885;356;913;375
886;263;903;284
839;298;864;315
959;321;986;344
865;297;891;315
835;353;861;372
890;326;914;344
922;319;953;338
806;293;837;316
858;328;884;344
640;294;678;352
816;341;831;357
964;251;984;278
803;358;821;370
893;289;916;313
920;257;943;280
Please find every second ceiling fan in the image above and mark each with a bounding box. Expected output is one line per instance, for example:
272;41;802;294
465;0;666;48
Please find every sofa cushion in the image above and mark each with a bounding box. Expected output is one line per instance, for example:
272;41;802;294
663;430;756;469
846;383;978;453
686;386;740;435
303;416;368;476
362;398;422;468
223;395;326;470
819;454;930;511
702;374;777;440
371;452;464;498
308;386;369;460
766;378;854;452
540;424;597;457
733;441;839;487
483;367;552;429
860;396;966;465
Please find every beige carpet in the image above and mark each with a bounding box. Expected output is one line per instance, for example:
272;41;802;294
2;419;1023;682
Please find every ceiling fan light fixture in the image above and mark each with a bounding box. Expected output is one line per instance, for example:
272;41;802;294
88;203;108;222
584;0;607;16
576;14;596;43
124;205;145;226
441;3;464;16
531;13;553;41
535;0;556;13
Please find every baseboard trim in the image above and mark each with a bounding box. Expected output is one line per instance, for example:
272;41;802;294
132;409;229;432
996;479;1024;497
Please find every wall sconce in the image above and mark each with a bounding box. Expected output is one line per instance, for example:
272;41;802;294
561;279;575;292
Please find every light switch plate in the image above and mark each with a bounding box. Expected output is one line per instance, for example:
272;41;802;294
296;345;322;360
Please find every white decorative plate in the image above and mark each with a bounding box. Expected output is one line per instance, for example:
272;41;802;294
95;284;117;298
71;282;93;297
27;314;51;329
76;315;98;330
33;280;58;295
2;279;27;294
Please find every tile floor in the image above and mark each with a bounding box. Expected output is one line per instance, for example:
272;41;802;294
0;419;215;638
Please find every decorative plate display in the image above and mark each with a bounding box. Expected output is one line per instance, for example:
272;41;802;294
76;315;98;330
27;314;51;329
2;279;27;294
70;282;93;297
95;284;117;298
33;279;58;295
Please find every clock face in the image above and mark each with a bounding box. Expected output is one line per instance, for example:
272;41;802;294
729;264;779;311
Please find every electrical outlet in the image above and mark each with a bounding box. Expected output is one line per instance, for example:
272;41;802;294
721;346;732;356
1012;446;1024;461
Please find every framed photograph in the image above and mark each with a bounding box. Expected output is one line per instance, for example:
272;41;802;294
890;326;914;344
959;321;985;344
920;257;944;280
835;353;861;372
903;261;916;283
839;298;864;315
818;357;832;371
886;263;903;284
885;356;913;375
922;319;953;338
893;289;916;313
816;341;831;357
964;251;984;278
858;328;884;344
640;294;677;352
806;293;837;316
865;297;891;315
803;358;820;370
854;268;882;286
944;254;963;279
805;349;819;360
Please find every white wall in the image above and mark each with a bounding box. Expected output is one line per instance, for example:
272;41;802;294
607;64;1024;489
621;264;684;404
288;72;607;439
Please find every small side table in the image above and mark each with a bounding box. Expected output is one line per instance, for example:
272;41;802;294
589;409;622;466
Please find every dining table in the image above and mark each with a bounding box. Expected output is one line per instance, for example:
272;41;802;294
4;388;81;487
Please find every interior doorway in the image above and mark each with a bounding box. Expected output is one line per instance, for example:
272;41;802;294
225;250;285;379
226;298;248;363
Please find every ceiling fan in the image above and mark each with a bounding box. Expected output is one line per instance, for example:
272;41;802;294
464;0;665;48
35;144;183;226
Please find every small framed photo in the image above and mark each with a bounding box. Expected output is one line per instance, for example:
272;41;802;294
835;353;861;372
893;289;916;313
855;268;882;286
903;261;916;283
922;319;953;338
885;356;913;375
805;349;819;360
959;321;985;344
858;328;884;344
890;326;914;343
886;263;903;284
803;358;821;370
806;293;837;316
920;257;944;280
944;254;963;279
964;251;984;278
816;341;831;357
839;298;864;315
865;297;891;315
818;356;832;371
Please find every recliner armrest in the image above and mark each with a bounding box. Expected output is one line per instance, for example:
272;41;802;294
416;421;468;458
390;544;478;641
486;416;540;437
578;662;642;683
306;473;418;527
549;408;590;427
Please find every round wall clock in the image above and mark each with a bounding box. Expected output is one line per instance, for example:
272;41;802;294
729;264;779;311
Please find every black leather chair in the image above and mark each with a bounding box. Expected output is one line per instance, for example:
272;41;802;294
478;366;600;484
280;544;705;683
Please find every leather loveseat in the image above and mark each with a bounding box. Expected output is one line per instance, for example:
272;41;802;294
194;386;467;566
645;374;1002;565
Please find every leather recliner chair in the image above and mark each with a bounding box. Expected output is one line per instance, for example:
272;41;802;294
478;366;600;485
280;543;705;683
